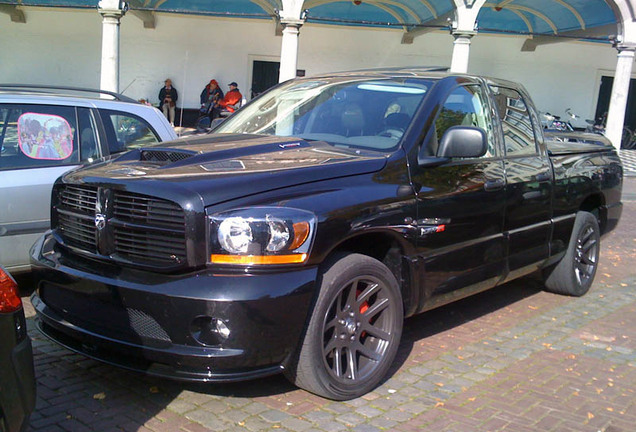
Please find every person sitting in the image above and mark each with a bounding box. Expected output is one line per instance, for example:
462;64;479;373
211;82;243;120
200;79;224;117
159;79;178;126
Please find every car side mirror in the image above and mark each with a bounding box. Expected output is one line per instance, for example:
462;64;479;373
437;126;487;159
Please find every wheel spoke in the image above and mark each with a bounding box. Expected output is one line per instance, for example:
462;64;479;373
357;282;380;306
580;254;596;266
346;279;360;308
581;238;597;254
324;337;340;356
332;347;343;377
362;323;391;342
355;341;382;362
346;347;357;380
362;297;389;320
575;262;591;281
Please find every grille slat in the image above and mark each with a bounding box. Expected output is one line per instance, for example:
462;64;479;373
56;185;187;268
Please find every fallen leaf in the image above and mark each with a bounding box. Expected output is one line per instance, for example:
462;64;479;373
587;412;595;420
435;383;444;387
435;402;445;407
528;305;538;310
93;392;106;400
468;397;476;402
607;407;614;412
149;386;159;394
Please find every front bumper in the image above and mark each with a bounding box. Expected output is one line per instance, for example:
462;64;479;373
30;232;319;382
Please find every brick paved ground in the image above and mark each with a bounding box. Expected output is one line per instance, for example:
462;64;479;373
19;178;636;432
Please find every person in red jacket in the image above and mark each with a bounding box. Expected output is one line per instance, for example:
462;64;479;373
211;82;243;120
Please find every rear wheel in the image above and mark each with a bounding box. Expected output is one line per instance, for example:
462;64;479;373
286;253;403;400
544;211;600;296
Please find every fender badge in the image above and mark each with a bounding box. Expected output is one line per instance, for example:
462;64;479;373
279;142;301;149
420;225;446;236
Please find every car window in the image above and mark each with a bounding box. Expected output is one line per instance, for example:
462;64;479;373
77;108;101;162
435;84;496;157
0;104;79;171
99;109;160;154
215;78;432;151
489;86;538;156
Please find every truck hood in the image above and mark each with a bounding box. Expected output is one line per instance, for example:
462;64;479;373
63;133;388;206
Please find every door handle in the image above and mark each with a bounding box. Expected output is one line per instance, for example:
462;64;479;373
536;171;552;182
484;178;505;191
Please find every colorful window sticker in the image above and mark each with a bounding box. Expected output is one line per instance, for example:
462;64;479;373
17;112;74;160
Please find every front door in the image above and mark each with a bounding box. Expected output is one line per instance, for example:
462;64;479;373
411;82;506;309
251;60;280;99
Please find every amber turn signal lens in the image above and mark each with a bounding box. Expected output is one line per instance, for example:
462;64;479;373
290;221;310;250
0;268;22;313
210;253;308;265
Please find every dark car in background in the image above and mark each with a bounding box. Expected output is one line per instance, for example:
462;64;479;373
0;265;35;432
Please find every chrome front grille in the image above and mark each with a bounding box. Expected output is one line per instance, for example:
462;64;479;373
56;185;187;268
59;184;98;213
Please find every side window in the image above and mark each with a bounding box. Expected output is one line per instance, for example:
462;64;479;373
77;108;101;162
435;85;496;157
0;104;79;171
489;86;537;156
99;110;160;154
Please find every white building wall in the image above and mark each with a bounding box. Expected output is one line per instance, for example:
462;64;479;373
0;9;621;121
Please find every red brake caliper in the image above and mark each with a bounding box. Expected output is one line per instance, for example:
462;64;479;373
358;289;368;337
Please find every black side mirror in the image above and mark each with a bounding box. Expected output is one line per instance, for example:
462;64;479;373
437;126;487;158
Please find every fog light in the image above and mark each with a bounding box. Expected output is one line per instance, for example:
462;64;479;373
190;316;231;346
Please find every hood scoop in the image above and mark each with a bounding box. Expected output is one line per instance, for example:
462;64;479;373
140;149;197;164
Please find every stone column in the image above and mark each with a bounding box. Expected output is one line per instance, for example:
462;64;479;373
450;31;476;73
98;0;127;93
605;44;636;151
278;19;303;83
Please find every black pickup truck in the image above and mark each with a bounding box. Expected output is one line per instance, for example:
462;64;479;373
30;69;623;400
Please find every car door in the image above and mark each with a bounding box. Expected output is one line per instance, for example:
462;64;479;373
488;85;552;278
410;83;506;307
0;104;100;272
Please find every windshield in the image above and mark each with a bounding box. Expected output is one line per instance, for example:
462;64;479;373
215;77;433;151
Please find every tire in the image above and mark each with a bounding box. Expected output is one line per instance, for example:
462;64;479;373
544;211;600;296
285;253;403;400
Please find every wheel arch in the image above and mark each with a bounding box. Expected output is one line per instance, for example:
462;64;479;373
321;230;417;317
579;192;606;233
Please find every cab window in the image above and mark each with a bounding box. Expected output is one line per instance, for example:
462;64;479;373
99;110;160;154
435;85;496;157
489;86;537;156
0;104;79;171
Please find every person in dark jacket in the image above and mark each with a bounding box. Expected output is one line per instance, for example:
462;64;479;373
159;79;178;125
200;79;224;117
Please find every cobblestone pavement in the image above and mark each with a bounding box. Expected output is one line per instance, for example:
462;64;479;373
19;179;636;432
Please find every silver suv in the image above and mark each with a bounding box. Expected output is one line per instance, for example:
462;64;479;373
0;85;177;274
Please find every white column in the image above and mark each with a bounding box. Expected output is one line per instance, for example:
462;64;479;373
605;44;635;151
449;0;486;74
279;20;303;82
98;0;127;93
450;31;475;73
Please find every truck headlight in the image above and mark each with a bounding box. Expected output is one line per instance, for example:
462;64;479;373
208;207;316;265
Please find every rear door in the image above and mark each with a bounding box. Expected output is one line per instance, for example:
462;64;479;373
0;104;100;272
489;85;552;278
411;82;506;305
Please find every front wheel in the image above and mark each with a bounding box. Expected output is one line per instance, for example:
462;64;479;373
544;211;600;296
285;253;403;400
